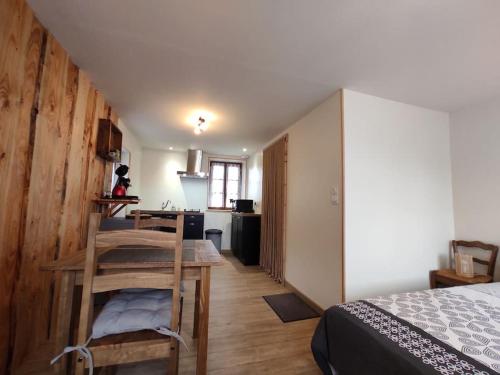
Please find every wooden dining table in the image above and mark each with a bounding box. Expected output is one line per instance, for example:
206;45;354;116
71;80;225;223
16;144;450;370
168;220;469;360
41;238;223;375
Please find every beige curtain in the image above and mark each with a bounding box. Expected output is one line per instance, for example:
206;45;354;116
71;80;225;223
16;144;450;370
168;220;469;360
260;135;288;282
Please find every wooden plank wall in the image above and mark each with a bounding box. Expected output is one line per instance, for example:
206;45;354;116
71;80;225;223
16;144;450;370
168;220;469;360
0;0;118;372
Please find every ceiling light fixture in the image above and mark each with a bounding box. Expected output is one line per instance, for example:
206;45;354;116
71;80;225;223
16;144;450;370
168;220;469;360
194;117;207;135
242;148;247;152
169;146;173;150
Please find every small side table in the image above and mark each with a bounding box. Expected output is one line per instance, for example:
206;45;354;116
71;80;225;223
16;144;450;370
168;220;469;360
93;198;140;217
429;269;492;289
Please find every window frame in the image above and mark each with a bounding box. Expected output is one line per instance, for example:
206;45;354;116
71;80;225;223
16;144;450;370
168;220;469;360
208;160;243;210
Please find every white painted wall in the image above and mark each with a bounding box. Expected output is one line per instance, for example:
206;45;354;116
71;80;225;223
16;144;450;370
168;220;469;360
450;96;500;280
343;90;454;301
246;151;263;214
284;91;344;309
140;148;208;212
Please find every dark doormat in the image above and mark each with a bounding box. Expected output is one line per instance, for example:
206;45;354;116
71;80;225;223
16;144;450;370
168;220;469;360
263;293;320;323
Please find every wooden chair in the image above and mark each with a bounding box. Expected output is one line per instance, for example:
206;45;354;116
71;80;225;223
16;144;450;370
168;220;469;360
134;210;175;231
134;210;190;338
74;212;184;374
430;240;499;289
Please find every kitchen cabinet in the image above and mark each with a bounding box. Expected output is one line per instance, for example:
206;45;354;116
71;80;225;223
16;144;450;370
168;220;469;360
183;213;204;240
231;213;261;265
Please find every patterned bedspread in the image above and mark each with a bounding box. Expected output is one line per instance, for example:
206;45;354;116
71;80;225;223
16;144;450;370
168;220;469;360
311;283;500;375
368;284;500;372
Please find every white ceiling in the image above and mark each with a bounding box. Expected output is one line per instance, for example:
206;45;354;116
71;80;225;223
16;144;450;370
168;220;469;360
28;0;500;155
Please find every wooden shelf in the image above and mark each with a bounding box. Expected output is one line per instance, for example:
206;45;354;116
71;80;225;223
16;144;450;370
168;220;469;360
97;119;122;162
94;198;140;217
94;198;140;205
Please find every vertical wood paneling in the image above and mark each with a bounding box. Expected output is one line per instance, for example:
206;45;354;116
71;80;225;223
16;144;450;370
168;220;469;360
13;34;74;365
57;72;91;260
0;0;44;372
0;0;118;371
49;69;87;345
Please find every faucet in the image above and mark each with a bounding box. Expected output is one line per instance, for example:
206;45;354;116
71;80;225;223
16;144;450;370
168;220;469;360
161;200;170;211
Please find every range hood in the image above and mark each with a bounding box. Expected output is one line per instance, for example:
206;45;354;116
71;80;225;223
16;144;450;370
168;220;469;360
177;149;208;179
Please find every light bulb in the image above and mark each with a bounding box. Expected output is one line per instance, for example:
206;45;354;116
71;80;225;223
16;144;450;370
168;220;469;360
194;127;201;135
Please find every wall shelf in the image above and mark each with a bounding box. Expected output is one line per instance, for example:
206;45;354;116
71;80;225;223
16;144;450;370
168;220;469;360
97;119;122;162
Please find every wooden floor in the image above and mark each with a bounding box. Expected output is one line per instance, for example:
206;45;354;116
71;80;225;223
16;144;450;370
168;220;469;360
116;253;322;374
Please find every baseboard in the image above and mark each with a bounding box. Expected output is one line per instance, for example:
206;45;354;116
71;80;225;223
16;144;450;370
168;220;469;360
221;249;232;255
284;279;324;315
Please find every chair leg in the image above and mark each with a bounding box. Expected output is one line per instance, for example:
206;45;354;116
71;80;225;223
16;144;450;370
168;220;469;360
168;342;179;375
168;297;183;374
75;360;85;375
193;280;200;338
179;296;184;331
429;270;437;289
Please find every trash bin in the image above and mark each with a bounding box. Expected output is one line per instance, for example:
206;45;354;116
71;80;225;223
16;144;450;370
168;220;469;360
205;229;223;253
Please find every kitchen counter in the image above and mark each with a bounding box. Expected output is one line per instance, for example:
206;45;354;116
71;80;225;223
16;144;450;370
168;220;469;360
130;209;204;216
231;212;261;217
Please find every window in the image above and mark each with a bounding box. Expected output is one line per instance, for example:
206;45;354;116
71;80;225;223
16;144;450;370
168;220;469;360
208;161;242;209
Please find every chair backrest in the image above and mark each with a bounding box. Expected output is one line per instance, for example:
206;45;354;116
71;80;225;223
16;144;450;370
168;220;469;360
134;210;177;230
452;240;499;277
77;212;184;344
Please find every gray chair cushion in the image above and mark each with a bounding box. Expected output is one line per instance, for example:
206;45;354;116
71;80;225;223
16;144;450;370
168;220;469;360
92;289;173;339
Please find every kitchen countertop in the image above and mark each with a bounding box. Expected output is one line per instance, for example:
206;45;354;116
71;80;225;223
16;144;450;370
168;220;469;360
130;209;204;216
129;210;260;216
231;212;261;217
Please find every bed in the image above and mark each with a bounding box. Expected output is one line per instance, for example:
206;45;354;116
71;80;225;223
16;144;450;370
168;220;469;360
311;283;500;374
